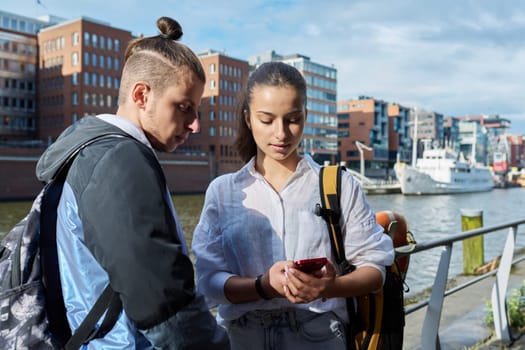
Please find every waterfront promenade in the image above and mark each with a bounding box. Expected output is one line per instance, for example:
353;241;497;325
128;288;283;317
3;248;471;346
403;253;525;350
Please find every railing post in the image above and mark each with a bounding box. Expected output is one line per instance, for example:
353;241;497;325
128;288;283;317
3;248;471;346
491;225;517;342
421;243;452;350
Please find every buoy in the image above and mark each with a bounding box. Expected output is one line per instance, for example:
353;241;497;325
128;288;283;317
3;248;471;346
375;210;415;281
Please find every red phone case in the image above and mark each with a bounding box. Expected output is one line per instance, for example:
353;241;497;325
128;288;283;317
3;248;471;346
295;257;327;273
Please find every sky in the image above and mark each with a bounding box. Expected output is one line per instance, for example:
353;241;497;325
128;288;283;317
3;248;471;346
4;0;525;134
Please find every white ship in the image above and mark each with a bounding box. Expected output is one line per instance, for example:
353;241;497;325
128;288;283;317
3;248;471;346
394;147;494;195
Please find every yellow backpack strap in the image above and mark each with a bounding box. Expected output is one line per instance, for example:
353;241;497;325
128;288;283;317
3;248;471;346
316;165;355;274
317;165;360;350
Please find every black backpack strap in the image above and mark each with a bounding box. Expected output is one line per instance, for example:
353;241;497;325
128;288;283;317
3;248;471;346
40;133;128;347
40;179;71;345
65;284;123;350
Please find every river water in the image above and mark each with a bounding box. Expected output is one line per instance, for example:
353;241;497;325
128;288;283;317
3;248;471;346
1;188;524;298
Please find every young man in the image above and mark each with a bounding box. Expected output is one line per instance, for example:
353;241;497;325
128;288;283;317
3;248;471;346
36;17;229;349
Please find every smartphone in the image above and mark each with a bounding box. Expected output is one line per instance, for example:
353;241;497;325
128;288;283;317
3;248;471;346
294;257;328;273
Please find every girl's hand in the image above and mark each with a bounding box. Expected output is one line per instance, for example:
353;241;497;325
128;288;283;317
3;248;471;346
283;260;337;304
262;260;296;298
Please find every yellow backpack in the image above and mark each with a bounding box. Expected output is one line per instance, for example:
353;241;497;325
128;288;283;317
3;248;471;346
316;165;413;350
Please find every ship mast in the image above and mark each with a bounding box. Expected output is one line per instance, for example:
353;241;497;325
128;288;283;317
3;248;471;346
411;109;418;167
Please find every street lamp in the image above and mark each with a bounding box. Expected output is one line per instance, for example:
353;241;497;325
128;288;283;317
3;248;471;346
355;141;373;177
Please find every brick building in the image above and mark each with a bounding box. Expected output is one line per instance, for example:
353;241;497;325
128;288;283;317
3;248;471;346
337;97;390;174
37;17;131;142
186;49;250;177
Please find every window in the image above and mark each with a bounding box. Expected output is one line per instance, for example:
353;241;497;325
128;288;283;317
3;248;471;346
71;52;79;66
92;34;98;47
84;32;90;46
72;32;80;46
100;36;105;49
84;52;89;66
92;73;97;86
209;111;215;121
92;53;97;67
210;80;216;89
114;58;119;71
72;112;78;123
210;63;216;74
114;77;119;89
72;92;79;106
92;93;97;106
84;92;90;105
114;39;120;52
107;76;112;88
72;72;79;85
84;72;90;85
107;56;112;69
107;37;112;50
107;95;112;107
99;55;105;68
99;74;104;87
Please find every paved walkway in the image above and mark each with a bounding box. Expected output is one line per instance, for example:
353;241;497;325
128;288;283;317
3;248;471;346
403;255;525;350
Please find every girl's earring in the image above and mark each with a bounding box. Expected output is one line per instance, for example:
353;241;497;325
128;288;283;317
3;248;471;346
244;110;251;129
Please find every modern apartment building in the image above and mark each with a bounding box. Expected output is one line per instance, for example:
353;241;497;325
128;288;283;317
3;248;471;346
410;108;444;160
337;97;390;174
185;49;250;176
37;17;132;141
0;11;55;144
457;114;511;167
507;134;525;168
249;51;338;164
387;102;411;164
443;116;460;152
458;120;488;164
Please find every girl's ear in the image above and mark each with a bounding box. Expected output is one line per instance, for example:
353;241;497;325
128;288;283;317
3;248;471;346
244;109;251;129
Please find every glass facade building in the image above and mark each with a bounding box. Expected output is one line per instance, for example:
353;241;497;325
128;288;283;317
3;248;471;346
0;11;54;143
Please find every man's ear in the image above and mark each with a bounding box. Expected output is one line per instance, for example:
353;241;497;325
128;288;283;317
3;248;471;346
131;82;150;109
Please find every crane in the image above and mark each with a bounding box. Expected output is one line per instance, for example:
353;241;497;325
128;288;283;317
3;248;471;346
355;141;373;177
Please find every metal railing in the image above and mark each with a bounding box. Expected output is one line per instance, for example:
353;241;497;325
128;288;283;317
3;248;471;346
396;218;525;349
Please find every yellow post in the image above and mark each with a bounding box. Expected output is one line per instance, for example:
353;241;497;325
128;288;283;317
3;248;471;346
461;209;484;275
